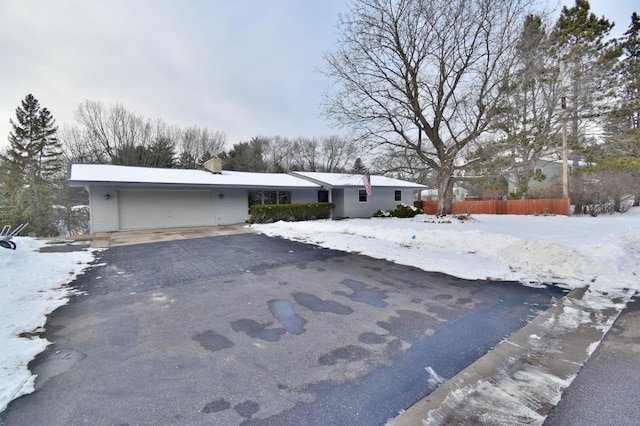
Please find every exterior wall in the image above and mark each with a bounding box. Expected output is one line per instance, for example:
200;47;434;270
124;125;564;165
331;189;345;217
213;188;248;225
528;162;562;190
88;186;119;233
338;187;407;218
395;188;417;205
508;161;563;194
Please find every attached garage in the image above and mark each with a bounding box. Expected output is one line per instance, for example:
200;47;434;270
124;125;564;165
118;189;214;230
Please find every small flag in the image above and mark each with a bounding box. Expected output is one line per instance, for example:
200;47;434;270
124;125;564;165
362;172;372;196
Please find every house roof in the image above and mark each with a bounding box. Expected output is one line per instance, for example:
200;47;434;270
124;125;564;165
68;164;428;190
68;164;321;188
290;171;427;188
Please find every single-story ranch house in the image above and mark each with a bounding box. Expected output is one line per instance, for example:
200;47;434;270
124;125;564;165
68;160;427;233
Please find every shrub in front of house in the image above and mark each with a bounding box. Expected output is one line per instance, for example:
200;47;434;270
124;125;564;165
373;203;423;218
249;202;335;223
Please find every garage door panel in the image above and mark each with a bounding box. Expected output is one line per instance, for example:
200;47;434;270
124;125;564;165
118;190;214;230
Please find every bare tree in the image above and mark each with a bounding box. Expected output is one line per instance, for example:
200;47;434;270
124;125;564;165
318;135;357;172
291;137;319;171
177;126;227;168
372;144;433;184
260;136;299;172
324;0;535;215
73;100;154;161
60;125;110;164
63;100;226;168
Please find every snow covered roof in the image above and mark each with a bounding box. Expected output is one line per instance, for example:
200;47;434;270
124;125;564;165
68;164;321;188
68;164;427;190
290;171;427;188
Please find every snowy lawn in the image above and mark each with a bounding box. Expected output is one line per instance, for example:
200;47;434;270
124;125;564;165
252;209;640;294
1;209;638;416
0;239;95;412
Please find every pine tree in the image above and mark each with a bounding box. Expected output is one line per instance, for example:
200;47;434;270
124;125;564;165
599;12;640;207
550;0;619;151
1;94;63;236
489;14;561;198
616;12;640;134
351;157;367;174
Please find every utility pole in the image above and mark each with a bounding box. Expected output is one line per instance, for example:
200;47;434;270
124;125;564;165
560;61;569;199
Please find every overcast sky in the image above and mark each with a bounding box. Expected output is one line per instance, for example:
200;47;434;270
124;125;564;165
0;0;637;151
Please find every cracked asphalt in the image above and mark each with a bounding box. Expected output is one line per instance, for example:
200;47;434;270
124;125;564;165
1;233;566;425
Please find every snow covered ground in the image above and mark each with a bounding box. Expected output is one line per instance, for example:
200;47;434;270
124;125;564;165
0;239;95;412
1;209;638;417
252;209;640;294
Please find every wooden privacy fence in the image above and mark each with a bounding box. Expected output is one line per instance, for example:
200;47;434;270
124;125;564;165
420;198;570;216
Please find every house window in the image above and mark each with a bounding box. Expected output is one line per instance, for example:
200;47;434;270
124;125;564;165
358;189;368;203
318;190;329;203
394;189;402;202
248;190;292;208
278;191;291;204
248;191;262;207
263;191;277;205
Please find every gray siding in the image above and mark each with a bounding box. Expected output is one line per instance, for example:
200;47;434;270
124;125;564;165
89;186;119;233
213;188;248;225
332;189;345;217
338;187;411;218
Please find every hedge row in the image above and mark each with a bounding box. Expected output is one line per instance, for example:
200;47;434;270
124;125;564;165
249;202;335;223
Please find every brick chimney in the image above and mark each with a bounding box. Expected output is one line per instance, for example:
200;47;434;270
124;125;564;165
203;157;222;174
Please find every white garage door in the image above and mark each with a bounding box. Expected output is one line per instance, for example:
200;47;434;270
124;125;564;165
118;189;214;230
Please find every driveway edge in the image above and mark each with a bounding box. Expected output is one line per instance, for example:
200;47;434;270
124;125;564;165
387;286;635;425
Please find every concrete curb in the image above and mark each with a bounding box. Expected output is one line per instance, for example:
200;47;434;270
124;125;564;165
387;286;634;425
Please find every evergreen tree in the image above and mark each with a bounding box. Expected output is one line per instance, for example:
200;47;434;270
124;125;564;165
351;157;367;174
550;0;619;152
488;14;561;198
597;12;640;207
610;12;640;135
223;138;267;172
1;94;63;235
112;137;176;168
149;136;176;168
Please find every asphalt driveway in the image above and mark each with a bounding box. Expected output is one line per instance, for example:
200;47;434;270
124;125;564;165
2;233;566;425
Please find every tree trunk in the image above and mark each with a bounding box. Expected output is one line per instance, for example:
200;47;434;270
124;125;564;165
436;169;455;216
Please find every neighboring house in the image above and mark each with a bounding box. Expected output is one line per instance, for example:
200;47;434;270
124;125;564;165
68;160;427;233
506;159;575;195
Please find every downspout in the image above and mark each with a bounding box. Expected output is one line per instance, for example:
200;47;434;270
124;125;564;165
327;185;334;220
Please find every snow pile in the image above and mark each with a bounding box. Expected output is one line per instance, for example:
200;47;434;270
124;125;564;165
0;238;95;412
252;210;640;293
